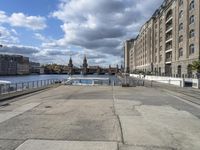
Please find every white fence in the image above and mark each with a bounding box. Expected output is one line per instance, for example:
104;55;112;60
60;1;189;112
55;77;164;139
130;74;200;89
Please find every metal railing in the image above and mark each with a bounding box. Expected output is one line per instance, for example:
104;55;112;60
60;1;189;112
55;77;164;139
63;77;121;86
117;75;144;87
0;79;61;95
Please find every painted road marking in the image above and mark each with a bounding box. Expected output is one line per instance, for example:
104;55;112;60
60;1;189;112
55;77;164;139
0;103;40;123
15;140;118;150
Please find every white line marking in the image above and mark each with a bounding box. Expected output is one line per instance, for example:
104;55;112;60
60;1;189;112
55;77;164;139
164;90;200;109
0;103;40;123
15;140;118;150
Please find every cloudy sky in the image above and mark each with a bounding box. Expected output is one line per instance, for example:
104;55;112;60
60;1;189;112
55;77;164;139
0;0;163;67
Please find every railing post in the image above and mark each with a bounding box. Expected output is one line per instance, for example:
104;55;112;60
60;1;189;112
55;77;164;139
0;85;2;95
16;83;18;92
22;82;24;91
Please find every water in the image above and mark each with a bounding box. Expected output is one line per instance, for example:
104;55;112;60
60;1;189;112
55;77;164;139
0;74;117;84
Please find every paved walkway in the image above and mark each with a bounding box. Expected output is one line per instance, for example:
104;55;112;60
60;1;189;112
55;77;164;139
0;85;200;150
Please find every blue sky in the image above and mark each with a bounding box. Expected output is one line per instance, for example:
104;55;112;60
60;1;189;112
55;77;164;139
0;0;163;66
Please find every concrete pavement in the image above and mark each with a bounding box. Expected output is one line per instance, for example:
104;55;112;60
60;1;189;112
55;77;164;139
0;85;200;150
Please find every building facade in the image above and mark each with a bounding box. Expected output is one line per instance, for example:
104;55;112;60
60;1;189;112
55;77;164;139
126;0;200;78
30;62;44;74
0;54;30;75
124;39;135;73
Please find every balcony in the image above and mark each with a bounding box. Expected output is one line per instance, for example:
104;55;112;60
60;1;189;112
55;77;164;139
166;16;173;23
165;44;172;51
166;25;173;33
165;57;172;64
166;35;173;43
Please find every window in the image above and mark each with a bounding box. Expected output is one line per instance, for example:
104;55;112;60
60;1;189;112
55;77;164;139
166;10;172;20
189;15;195;24
179;23;183;31
179;0;183;6
189;44;195;54
179;10;183;19
160;37;163;42
160;19;162;24
179;35;183;43
189;29;195;38
189;0;195;10
159;54;162;62
160;46;162;51
179;48;183;57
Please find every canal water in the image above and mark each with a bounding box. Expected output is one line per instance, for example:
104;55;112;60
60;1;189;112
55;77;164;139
0;74;117;84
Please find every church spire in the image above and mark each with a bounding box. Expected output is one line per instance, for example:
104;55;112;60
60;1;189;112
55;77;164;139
83;55;88;68
68;57;73;68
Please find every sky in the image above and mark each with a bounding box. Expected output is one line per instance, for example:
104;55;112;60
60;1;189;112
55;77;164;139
0;0;163;67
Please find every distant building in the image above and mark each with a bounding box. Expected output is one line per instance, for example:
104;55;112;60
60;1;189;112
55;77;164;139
0;54;30;75
124;39;135;73
30;62;44;74
82;55;88;75
66;56;119;75
0;54;17;75
15;56;30;75
68;57;74;75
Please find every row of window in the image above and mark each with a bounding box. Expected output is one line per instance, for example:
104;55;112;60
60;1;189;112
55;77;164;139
179;15;195;31
179;0;195;11
178;29;195;43
178;44;195;57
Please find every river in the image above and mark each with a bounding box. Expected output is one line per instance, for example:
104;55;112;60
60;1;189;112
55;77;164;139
0;74;116;83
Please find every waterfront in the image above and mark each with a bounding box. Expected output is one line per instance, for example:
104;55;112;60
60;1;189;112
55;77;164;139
0;74;116;83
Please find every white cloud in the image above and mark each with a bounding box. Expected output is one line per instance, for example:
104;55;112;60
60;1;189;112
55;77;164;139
0;0;164;66
0;11;47;30
47;0;163;66
0;26;19;44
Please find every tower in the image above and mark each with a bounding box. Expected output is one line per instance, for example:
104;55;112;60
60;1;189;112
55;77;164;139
82;55;88;75
68;57;74;75
68;57;73;68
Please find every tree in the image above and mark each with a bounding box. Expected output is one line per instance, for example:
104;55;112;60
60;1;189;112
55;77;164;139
191;60;200;73
191;60;200;78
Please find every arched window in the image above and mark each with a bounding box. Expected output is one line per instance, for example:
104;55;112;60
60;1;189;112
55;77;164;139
179;10;183;19
187;64;193;78
179;0;183;6
179;35;183;43
177;65;182;77
166;10;172;20
179;23;183;31
190;0;195;10
189;44;195;54
189;29;195;38
179;48;183;57
189;15;195;24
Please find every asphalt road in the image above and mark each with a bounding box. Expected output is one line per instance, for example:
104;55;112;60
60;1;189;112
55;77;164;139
0;85;200;150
